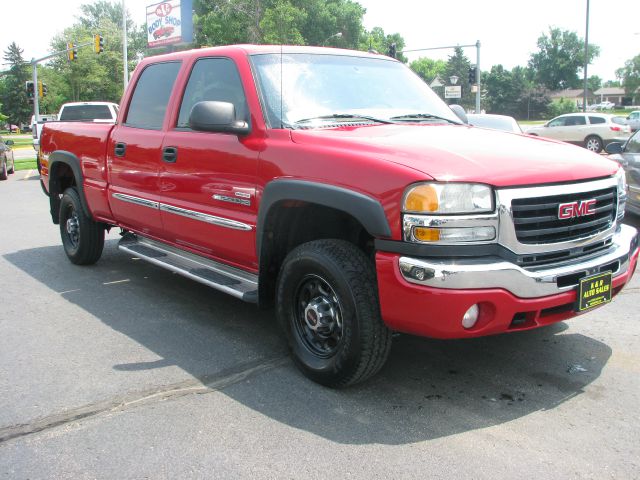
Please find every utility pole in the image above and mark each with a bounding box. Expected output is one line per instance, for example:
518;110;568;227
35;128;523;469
583;0;590;112
123;0;129;90
475;40;481;114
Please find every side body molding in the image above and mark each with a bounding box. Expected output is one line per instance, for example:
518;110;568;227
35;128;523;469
256;179;392;255
47;150;91;224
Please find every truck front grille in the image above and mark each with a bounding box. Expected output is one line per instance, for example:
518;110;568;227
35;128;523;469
511;187;617;244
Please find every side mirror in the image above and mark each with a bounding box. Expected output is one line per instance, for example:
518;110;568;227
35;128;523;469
449;104;468;124
605;142;623;154
189;101;250;135
5;139;14;146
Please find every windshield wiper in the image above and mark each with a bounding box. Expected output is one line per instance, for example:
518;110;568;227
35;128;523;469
293;113;396;126
390;113;461;125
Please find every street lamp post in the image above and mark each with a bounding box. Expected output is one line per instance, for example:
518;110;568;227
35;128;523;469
322;32;342;46
123;0;128;90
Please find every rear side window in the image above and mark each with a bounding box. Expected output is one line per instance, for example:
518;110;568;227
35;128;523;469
611;116;627;125
177;58;248;128
60;105;112;121
125;61;181;129
589;116;606;124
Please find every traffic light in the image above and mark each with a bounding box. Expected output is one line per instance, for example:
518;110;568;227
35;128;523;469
468;66;477;84
68;43;77;61
387;43;397;59
25;81;34;98
94;34;104;54
38;81;48;98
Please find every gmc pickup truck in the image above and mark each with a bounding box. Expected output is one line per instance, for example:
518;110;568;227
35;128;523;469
40;45;639;387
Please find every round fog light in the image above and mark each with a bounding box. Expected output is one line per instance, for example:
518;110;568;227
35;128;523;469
462;304;480;329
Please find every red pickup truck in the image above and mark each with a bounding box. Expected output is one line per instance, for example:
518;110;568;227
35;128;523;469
40;45;639;387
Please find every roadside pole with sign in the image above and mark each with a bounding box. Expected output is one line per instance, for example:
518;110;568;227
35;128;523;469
146;0;193;48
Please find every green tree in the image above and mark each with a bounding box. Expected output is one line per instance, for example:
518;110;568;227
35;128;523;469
260;0;307;45
616;54;640;103
483;65;549;120
444;46;473;109
410;57;446;83
587;75;601;92
195;0;370;50
1;42;31;127
528;27;600;90
47;1;147;106
359;27;407;62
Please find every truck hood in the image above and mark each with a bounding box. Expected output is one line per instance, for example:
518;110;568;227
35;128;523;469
290;124;619;187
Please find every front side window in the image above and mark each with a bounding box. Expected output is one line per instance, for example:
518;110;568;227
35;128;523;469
251;53;459;128
125;61;181;129
177;58;248;128
548;117;566;127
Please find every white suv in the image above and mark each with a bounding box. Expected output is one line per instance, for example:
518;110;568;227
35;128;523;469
527;113;631;153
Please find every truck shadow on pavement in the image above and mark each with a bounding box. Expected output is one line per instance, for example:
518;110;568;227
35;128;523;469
4;240;612;445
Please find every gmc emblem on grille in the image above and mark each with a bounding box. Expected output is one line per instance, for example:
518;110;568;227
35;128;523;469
558;199;597;219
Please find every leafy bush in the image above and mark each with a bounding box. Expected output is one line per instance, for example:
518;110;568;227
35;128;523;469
548;98;577;117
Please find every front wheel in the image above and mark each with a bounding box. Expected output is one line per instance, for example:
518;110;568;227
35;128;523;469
276;240;392;387
0;159;7;180
59;187;105;265
585;135;603;153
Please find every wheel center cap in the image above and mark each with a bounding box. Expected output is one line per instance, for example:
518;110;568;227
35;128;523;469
303;296;335;334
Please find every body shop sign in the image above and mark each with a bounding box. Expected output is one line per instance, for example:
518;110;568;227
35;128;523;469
146;0;193;47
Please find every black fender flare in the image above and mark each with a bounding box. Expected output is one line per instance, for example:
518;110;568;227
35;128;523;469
256;179;392;257
48;150;92;224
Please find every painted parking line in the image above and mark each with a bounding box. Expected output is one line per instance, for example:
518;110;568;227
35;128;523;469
22;170;36;180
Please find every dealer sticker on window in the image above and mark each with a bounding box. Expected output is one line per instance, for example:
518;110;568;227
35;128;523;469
577;271;613;312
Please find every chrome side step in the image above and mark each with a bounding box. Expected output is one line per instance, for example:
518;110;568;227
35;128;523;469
118;234;258;303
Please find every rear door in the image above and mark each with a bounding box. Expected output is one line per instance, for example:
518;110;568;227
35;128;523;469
107;61;182;237
158;56;259;269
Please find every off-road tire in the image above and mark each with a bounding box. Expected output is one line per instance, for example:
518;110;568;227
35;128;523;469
59;187;105;265
276;239;392;388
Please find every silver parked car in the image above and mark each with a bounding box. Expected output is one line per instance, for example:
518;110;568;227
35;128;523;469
606;129;640;216
625;111;640;132
527;112;631;153
467;113;523;133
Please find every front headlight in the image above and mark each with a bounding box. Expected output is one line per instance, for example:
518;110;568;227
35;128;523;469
403;183;494;214
615;167;627;222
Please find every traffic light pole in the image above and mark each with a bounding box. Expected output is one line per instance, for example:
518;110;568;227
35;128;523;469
30;40;94;122
402;40;482;113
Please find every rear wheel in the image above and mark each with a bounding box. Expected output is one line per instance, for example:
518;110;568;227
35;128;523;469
585;135;603;153
276;239;392;387
59;187;105;265
7;158;14;174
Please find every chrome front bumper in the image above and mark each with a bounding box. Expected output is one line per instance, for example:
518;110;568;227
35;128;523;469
399;224;639;298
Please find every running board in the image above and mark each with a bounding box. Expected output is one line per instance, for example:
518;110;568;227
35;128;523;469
118;234;258;303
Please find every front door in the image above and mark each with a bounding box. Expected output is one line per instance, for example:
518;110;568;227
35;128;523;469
158;57;260;270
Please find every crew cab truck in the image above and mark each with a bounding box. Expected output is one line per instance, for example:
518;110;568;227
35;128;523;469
39;45;639;387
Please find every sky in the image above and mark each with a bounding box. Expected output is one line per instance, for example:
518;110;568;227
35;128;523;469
2;0;639;81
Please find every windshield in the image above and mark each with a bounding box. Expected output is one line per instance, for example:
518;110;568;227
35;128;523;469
251;53;459;128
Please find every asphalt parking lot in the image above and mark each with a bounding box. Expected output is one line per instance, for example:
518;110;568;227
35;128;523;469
1;171;639;479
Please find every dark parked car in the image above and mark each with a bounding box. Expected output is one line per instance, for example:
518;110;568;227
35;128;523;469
0;136;15;180
606;129;640;216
